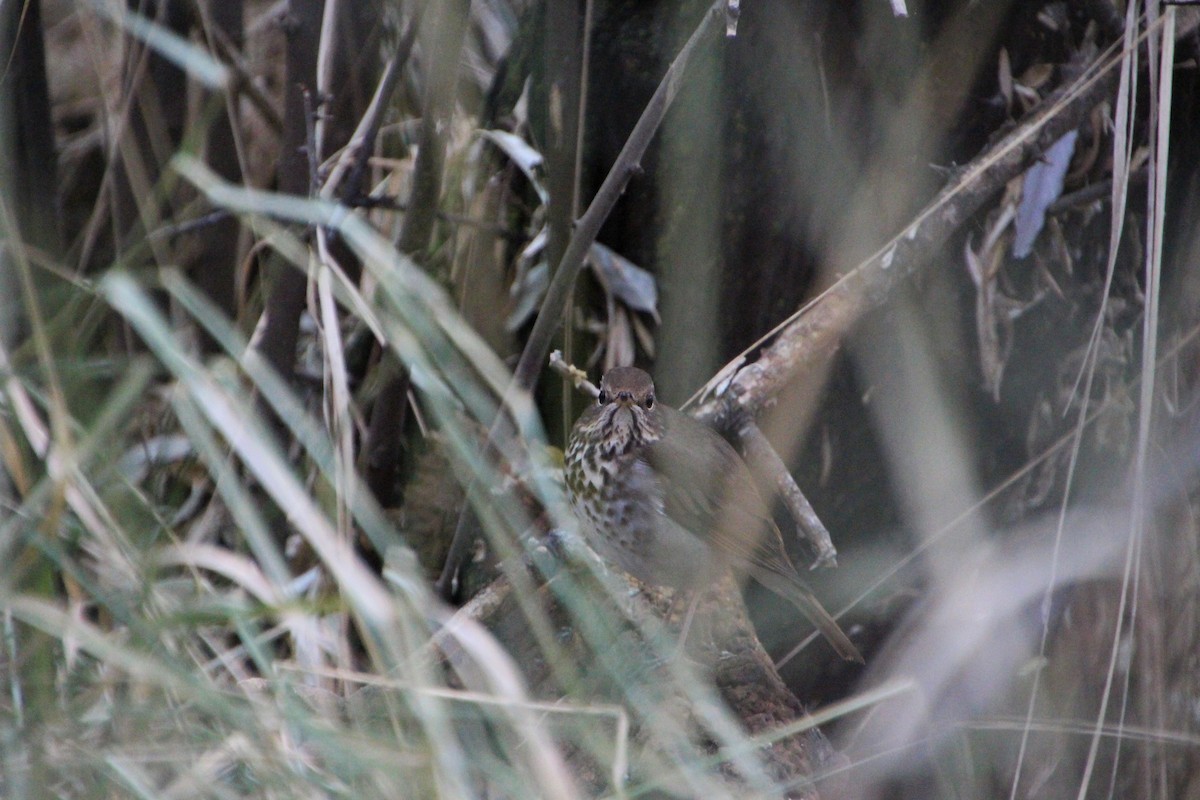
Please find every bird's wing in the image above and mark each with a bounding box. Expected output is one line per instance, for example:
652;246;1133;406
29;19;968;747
644;406;798;577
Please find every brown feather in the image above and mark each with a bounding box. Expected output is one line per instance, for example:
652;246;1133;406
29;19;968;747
647;406;863;663
647;406;795;578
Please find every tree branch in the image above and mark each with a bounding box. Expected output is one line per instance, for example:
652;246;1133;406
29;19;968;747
687;44;1128;430
512;1;723;392
734;416;839;568
328;0;427;205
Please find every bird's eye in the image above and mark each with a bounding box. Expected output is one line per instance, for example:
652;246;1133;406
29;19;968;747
597;390;609;405
645;394;655;409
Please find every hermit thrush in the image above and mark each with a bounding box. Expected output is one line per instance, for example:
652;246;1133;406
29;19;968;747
565;367;862;662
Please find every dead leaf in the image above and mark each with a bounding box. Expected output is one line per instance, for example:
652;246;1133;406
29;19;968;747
479;129;548;203
1013;130;1078;258
998;48;1013;112
588;242;661;322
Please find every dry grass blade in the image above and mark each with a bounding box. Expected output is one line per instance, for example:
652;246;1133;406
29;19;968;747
1073;9;1176;800
1009;4;1145;795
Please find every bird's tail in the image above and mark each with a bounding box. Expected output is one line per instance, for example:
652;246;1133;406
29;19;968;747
751;567;864;663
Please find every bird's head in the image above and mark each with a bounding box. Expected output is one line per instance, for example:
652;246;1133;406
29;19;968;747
593;367;660;449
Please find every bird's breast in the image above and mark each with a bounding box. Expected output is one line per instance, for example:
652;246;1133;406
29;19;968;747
566;437;717;587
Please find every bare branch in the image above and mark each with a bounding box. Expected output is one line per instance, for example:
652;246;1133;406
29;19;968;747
512;1;724;392
688;44;1129;430
549;349;598;398
734;416;839;568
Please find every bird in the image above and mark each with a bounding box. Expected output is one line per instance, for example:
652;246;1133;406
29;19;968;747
564;366;863;663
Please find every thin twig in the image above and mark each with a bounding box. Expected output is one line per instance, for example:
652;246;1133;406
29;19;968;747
353;192;525;240
733;417;838;568
1046;165;1148;214
146;209;234;241
334;0;428;203
548;349;598;398
301;86;322;196
511;1;724;392
207;14;284;132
